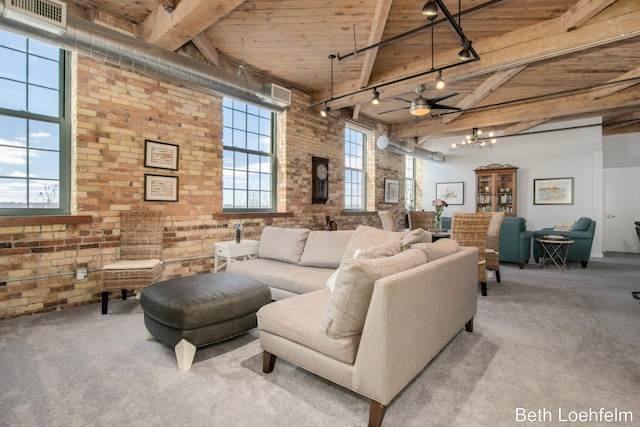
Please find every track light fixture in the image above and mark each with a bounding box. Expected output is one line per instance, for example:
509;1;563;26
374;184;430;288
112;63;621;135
434;70;446;90
458;39;473;61
320;102;330;117
371;89;380;105
422;0;438;19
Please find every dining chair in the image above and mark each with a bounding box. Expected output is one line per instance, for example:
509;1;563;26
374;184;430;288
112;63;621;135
100;210;165;314
451;212;492;296
408;211;435;230
485;212;506;283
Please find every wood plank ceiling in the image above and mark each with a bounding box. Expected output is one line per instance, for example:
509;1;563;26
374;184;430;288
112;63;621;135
68;0;640;140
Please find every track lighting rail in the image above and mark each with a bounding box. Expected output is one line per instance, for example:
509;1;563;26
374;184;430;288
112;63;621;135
335;0;502;62
310;0;484;111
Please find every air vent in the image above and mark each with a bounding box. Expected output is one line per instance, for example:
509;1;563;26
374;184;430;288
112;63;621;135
3;0;67;35
264;83;291;108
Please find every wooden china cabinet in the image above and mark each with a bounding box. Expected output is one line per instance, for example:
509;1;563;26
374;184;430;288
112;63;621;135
474;163;518;216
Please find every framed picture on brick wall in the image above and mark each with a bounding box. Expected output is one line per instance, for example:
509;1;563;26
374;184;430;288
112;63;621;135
145;174;179;202
145;140;179;170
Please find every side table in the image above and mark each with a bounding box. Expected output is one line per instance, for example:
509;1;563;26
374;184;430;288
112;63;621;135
214;240;259;273
536;236;574;271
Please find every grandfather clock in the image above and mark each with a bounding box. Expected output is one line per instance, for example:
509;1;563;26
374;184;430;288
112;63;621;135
311;156;329;204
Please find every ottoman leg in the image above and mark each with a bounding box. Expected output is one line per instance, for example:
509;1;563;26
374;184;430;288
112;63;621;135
144;327;154;341
175;339;197;371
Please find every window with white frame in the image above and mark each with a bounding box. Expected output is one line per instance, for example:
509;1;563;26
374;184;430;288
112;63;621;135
405;156;416;210
0;30;71;215
222;98;276;211
344;124;367;210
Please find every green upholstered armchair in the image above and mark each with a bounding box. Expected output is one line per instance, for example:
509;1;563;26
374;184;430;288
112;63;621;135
498;217;533;268
533;217;596;268
443;216;532;269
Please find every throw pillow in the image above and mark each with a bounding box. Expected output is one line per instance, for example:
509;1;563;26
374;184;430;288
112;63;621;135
258;226;310;264
359;239;402;259
411;238;460;262
325;242;399;293
571;217;592;231
400;228;432;250
320;248;427;338
326;249;367;293
553;221;574;231
341;225;404;260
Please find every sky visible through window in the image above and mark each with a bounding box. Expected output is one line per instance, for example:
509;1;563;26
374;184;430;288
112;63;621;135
0;30;62;209
222;98;274;210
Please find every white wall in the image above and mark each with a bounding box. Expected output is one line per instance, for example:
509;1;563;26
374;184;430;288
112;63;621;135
603;133;640;168
421;118;604;257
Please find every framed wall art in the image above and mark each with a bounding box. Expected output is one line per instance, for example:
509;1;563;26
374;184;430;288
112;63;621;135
145;174;179;202
436;182;464;205
384;178;400;204
145;140;179;170
533;177;573;205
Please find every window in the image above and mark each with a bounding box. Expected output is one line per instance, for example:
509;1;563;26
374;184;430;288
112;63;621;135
222;98;276;211
405;156;416;210
344;125;367;210
0;30;70;215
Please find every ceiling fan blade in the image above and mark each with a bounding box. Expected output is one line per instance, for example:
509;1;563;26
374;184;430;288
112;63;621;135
430;103;462;111
392;97;412;103
378;107;409;115
427;92;458;103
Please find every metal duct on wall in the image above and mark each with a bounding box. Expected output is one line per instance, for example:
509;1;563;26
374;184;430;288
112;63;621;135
376;136;445;163
0;2;290;112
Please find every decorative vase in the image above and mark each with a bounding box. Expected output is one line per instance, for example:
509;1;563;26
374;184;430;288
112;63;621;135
434;215;442;231
235;229;241;244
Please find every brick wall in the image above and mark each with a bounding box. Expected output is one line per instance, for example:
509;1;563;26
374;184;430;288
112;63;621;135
0;56;415;319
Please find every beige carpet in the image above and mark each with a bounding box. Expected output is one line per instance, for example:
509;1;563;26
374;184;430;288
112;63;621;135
1;254;639;426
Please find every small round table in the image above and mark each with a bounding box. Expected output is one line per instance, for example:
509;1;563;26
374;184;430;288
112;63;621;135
536;237;574;271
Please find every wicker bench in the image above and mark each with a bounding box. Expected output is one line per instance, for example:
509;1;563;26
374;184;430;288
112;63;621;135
140;273;271;371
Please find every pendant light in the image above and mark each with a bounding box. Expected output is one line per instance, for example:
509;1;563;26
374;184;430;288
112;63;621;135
422;0;438;18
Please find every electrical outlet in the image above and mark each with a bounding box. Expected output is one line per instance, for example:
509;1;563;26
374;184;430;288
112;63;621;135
76;267;88;280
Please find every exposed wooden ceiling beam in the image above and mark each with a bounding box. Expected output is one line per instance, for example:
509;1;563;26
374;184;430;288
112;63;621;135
317;0;640;110
560;0;618;30
589;65;640;99
395;85;640;138
192;33;220;66
441;65;526;124
141;0;243;51
352;0;394;121
502;119;549;136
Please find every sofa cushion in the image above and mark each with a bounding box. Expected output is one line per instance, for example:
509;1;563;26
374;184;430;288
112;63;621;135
321;248;427;338
400;228;432;250
227;258;333;295
341;225;405;260
257;289;361;364
300;230;354;268
571;217;592;231
258;226;310;264
553;221;575;231
411;238;460;262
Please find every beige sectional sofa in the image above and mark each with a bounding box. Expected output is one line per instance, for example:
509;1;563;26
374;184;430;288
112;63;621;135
227;226;405;299
228;225;479;426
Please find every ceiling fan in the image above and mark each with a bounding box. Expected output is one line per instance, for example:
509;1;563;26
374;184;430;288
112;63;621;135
379;85;460;116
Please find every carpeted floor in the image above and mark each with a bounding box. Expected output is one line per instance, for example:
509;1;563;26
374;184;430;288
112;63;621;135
1;254;639;427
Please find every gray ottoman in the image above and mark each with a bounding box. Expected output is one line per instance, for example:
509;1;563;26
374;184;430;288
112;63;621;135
140;273;271;371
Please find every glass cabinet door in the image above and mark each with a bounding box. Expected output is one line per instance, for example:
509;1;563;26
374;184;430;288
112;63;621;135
496;172;514;214
477;174;493;212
